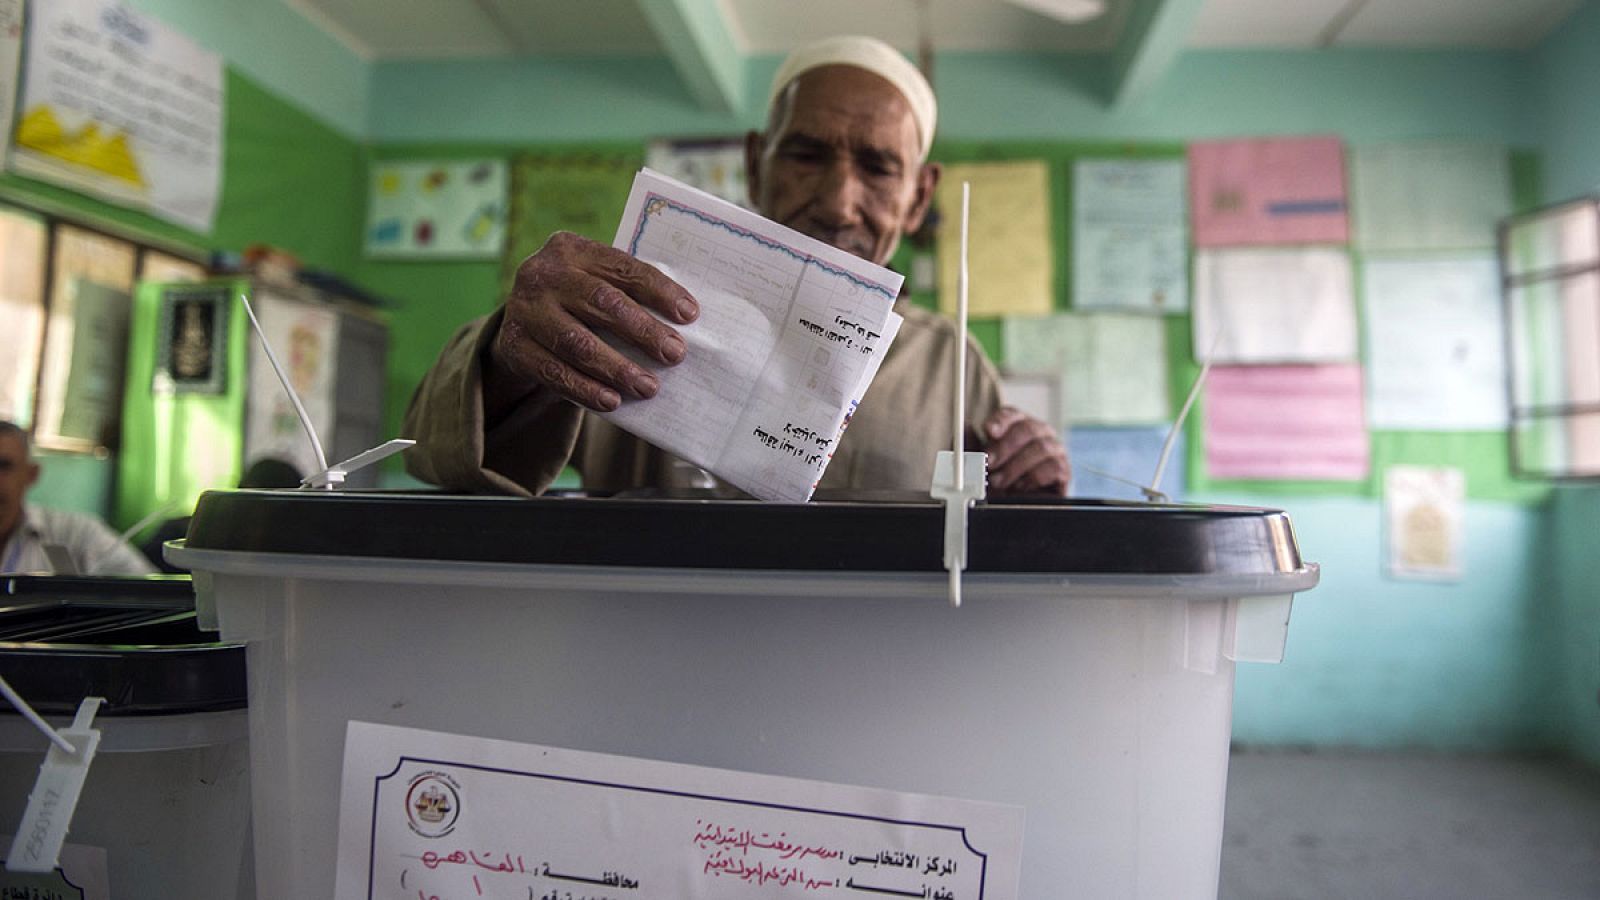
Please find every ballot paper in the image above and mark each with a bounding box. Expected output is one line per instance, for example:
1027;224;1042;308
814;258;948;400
607;169;904;502
335;721;1025;900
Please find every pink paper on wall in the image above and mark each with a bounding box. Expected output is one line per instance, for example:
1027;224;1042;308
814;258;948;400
1189;137;1350;247
1205;364;1369;480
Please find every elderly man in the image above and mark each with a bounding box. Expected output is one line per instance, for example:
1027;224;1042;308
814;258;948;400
0;421;154;575
405;35;1069;497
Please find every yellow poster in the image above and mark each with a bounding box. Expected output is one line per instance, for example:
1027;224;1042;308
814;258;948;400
937;160;1054;318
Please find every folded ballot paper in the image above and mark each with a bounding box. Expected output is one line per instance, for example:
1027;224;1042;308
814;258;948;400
602;168;904;502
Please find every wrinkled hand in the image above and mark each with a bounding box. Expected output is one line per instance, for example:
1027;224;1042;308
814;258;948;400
487;231;699;416
981;406;1070;496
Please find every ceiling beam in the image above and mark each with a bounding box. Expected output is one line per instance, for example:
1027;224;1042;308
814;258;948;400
1106;0;1206;108
636;0;745;114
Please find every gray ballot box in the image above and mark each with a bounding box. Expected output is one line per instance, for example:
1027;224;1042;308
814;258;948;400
170;490;1319;900
0;575;252;898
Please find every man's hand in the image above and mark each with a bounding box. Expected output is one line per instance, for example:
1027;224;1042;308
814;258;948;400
981;406;1070;496
486;232;700;419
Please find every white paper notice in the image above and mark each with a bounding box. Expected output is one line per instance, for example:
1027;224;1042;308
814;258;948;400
1072;158;1189;312
608;169;904;502
13;0;224;232
0;0;22;170
1385;465;1465;581
1193;247;1358;363
1363;256;1508;430
336;721;1024;900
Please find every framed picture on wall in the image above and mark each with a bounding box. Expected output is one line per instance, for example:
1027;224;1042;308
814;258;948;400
154;284;229;395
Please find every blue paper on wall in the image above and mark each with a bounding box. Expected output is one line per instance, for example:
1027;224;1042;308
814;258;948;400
1068;426;1185;501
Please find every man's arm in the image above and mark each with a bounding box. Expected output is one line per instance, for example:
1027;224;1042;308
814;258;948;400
403;232;700;495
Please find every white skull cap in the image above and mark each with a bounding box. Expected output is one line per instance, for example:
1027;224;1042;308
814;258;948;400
767;35;937;160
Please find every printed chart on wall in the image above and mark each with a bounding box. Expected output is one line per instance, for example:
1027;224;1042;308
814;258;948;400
1072;158;1188;312
335;721;1025;900
11;0;223;232
365;160;508;259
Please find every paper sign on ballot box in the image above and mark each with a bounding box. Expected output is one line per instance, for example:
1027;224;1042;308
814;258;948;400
336;722;1024;900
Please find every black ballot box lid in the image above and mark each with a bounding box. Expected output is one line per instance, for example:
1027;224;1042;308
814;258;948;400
181;489;1310;578
0;575;246;716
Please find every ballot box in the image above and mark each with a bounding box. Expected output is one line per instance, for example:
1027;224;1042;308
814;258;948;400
170;490;1318;900
0;575;252;898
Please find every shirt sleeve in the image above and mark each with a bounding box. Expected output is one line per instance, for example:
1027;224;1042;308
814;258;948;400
401;308;585;495
61;512;157;576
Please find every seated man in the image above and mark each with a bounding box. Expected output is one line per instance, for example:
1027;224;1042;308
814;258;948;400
0;421;155;575
404;35;1068;497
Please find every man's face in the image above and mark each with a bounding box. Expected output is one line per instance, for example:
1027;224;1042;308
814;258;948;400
747;65;940;267
0;434;38;539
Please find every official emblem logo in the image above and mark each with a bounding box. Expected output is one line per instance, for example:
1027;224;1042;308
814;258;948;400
405;771;461;838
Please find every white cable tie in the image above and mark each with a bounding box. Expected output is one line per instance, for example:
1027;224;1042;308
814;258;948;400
0;674;75;755
239;292;329;477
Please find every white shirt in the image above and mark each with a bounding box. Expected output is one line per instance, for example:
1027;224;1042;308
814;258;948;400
0;504;157;576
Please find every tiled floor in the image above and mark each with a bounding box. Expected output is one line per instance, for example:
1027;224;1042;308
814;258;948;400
1220;751;1600;900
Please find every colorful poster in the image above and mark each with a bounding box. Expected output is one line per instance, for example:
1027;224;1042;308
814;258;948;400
1385;465;1465;581
365;159;508;259
1351;143;1511;252
1204;364;1368;480
1192;247;1358;363
1001;312;1168;426
12;0;223;232
337;722;1026;900
244;293;338;483
1072;158;1188;312
1069;425;1185;502
1189;136;1348;247
646;137;749;208
1363;257;1507;430
937;160;1054;318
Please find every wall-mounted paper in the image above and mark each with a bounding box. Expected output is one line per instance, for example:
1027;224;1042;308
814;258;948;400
1384;465;1465;581
937;160;1054;318
1002;312;1169;426
1193;247;1358;363
1073;158;1188;312
1363;256;1507;430
1205;364;1368;480
336;721;1025;900
12;0;223;232
1189;136;1348;247
366;159;508;258
646;137;749;209
0;0;22;171
1351;143;1511;252
1069;425;1185;501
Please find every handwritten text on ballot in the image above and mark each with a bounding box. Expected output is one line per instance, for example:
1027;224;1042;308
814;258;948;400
601;169;905;502
336;722;1023;900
